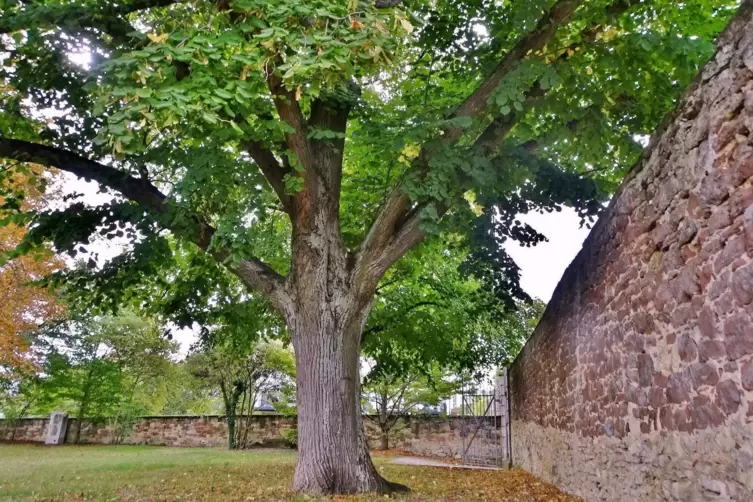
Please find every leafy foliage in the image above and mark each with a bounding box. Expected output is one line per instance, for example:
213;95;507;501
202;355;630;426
1;311;178;442
0;0;736;309
363;239;545;380
186;337;295;449
0;166;64;376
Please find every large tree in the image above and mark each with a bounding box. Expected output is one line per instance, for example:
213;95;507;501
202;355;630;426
0;0;739;493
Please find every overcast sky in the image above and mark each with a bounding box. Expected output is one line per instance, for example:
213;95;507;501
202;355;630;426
504;209;590;302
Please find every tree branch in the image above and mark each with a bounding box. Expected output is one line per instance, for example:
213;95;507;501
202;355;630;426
244;141;293;215
0;138;168;211
356;1;584;284
309;89;355;202
0;137;290;310
444;0;583;143
267;74;316;176
374;0;404;8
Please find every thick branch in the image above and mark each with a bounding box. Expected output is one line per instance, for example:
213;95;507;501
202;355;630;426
0;138;167;211
472;86;547;154
355;190;412;285
444;0;583;143
374;0;404;7
245;141;293;214
267;74;315;176
472;0;643;155
0;137;289;309
357;1;584;281
309;91;354;201
355;205;423;296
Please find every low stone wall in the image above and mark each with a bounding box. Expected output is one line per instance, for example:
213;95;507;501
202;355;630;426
0;414;474;458
508;8;753;502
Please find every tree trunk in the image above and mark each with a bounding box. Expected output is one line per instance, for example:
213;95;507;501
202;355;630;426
226;387;243;450
379;431;389;451
74;380;92;443
288;294;407;494
280;162;410;493
379;392;389;450
227;409;237;450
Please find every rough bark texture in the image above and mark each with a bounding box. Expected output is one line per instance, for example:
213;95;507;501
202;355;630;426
282;168;406;492
286;258;403;493
290;314;384;493
508;2;753;500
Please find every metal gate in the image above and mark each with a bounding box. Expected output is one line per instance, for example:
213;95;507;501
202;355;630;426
460;369;511;468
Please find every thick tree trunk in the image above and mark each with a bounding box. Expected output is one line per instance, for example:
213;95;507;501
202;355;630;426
290;310;396;493
286;268;408;494
281;156;410;493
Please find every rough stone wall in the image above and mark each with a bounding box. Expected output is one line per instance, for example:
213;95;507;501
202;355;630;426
508;4;753;501
0;415;475;458
0;415;294;447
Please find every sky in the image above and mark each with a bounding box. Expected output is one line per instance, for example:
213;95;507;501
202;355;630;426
504;209;590;302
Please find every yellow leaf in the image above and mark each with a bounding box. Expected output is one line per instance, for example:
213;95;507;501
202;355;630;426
401;143;421;159
463;190;484;216
295;84;302;101
147;32;169;44
400;18;414;34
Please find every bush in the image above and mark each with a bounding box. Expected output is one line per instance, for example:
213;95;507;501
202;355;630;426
280;427;297;449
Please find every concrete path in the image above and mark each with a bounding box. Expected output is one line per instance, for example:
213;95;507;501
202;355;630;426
390;456;501;470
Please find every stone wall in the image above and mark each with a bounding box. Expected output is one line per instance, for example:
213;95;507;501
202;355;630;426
0;414;473;458
508;5;753;502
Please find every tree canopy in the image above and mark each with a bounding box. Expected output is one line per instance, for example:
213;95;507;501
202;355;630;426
1;0;736;309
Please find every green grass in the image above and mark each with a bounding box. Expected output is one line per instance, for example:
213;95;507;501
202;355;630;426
0;444;579;501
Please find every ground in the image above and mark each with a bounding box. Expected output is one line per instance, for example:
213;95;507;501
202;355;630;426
0;445;580;501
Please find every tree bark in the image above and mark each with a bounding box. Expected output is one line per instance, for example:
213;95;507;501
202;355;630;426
378;391;389;450
285;233;407;493
379;432;389;451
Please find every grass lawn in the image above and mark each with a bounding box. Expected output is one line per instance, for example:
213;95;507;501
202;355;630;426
0;444;580;501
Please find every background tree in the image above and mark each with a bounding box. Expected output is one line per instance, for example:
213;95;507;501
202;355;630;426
0;165;64;377
360;243;544;449
0;0;741;493
187;338;295;450
4;312;177;443
362;367;458;450
362;239;546;379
